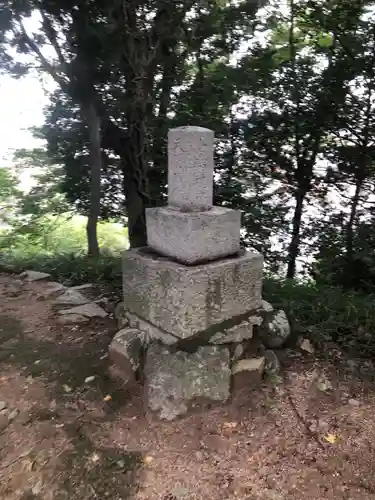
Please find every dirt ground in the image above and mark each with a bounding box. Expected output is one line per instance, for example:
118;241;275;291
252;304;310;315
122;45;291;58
0;274;375;500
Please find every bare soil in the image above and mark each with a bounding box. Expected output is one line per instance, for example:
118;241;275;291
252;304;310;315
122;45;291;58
0;274;375;500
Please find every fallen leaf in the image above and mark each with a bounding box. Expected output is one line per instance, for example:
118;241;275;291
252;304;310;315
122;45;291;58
324;433;338;444
84;376;96;384
103;395;112;402
62;384;72;393
143;455;153;465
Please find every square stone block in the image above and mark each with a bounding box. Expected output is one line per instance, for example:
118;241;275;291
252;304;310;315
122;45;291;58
122;248;263;340
146;206;241;264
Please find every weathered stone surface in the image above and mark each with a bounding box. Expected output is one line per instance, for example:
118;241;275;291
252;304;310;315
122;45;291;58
71;283;94;292
41;282;66;298
259;300;274;313
232;357;265;376
122;248;263;340
146;206;241;264
262;349;281;374
145;343;231;420
259;310;291;348
58;302;108;318
53;289;90;308
168;126;214;211
22;270;51;281
300;338;314;354
126;312;179;345
114;302;129;329
209;315;263;344
232;357;265;389
56;314;90;325
109;328;147;384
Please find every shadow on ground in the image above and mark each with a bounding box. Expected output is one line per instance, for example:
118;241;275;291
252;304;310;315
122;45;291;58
0;312;142;500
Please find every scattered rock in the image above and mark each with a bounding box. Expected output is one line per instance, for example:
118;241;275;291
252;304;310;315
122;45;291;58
21;270;51;282
262;349;281;374
109;328;147;385
115;302;128;329
145;343;230;420
0;401;6;412
53;289;91;308
232;357;265;391
41;282;66;298
232;343;245;361
71;283;94;292
8;408;19;421
58;302;108;318
348;398;360;407
232;357;265;377
259;310;291;348
259;300;274;313
300;338;314;354
56;314;90;325
84;375;96;384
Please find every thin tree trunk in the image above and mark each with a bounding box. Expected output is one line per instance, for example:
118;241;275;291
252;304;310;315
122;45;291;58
85;100;101;257
286;189;305;279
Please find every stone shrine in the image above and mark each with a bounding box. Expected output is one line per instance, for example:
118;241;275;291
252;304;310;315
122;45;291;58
109;126;290;420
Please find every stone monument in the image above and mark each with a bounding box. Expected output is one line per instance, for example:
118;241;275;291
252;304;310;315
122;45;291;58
109;126;289;420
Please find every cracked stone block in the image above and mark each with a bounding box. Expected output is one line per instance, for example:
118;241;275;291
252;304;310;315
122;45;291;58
209;315;263;344
122;247;263;340
145;343;230;420
146;205;241;264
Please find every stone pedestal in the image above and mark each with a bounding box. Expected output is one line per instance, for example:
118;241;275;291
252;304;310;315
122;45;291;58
109;126;289;420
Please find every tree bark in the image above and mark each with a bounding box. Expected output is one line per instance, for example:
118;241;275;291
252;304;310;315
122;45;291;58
286;188;305;279
84;100;101;257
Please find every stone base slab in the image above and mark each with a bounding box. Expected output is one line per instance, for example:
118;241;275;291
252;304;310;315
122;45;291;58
146;206;241;264
122;248;263;340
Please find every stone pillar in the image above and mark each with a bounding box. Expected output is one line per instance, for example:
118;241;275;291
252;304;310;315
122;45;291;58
146;126;242;265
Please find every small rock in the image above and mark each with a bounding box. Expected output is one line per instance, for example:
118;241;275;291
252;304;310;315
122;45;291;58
259;300;274;313
232;343;245;361
0;401;6;412
71;283;94;292
53;289;91;308
84;376;96;384
232;357;266;391
259;310;291;348
348;398;360;407
262;349;281;374
232;357;266;376
56;314;90;325
109;328;148;385
21;270;51;282
8;409;19;421
58;302;108;318
115;302;128;329
300;338;314;354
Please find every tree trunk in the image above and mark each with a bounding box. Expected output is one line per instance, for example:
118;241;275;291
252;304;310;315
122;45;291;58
286;189;306;279
346;177;362;260
85;100;101;257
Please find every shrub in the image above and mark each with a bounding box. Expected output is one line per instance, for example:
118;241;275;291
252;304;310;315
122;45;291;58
263;278;375;357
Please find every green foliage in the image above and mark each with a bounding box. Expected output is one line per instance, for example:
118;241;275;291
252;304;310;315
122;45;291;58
264;278;375;357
